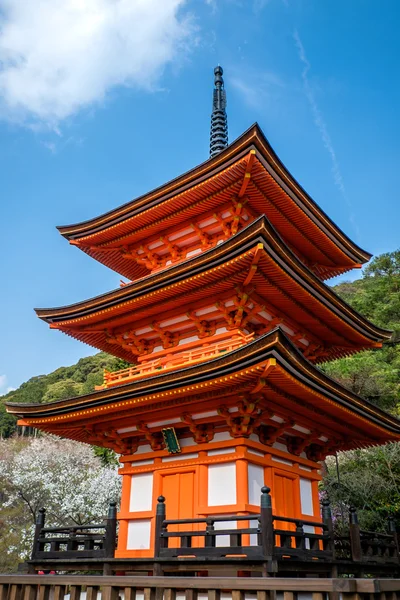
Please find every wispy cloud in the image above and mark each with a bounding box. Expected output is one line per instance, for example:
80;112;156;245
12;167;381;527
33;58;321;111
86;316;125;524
0;0;197;129
293;29;358;235
230;68;285;111
0;375;14;394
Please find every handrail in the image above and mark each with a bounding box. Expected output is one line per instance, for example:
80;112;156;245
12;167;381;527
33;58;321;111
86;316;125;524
2;574;399;595
100;331;254;388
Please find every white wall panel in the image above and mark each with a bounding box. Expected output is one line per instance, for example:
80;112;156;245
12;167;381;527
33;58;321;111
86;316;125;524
129;473;153;512
248;463;264;505
126;520;151;549
208;463;236;506
300;478;314;515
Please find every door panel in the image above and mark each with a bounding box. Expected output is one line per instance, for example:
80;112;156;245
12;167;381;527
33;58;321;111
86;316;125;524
272;471;298;532
160;469;197;547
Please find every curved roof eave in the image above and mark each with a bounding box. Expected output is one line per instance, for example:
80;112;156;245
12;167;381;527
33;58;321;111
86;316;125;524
57;123;371;265
35;217;391;343
5;328;400;438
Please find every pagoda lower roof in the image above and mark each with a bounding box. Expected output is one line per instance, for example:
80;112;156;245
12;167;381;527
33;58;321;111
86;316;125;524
57;124;370;281
7;329;400;453
35;217;390;363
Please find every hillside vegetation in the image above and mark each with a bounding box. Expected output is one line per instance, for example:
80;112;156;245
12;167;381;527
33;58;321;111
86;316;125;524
0;353;129;438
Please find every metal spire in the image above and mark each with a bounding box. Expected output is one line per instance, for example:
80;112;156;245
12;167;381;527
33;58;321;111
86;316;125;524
210;66;228;158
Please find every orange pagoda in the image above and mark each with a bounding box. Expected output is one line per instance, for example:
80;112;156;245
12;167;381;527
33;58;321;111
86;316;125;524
7;66;400;562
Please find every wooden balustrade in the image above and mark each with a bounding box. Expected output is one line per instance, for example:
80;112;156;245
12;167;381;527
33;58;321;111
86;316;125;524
31;503;117;561
2;574;400;600
154;487;333;569
100;332;254;388
27;491;400;577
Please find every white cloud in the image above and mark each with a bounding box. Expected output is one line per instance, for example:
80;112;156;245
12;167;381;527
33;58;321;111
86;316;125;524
293;29;359;236
7;386;16;393
0;375;7;389
0;0;196;128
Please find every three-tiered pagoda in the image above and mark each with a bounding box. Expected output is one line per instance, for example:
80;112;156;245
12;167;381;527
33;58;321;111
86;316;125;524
8;66;400;560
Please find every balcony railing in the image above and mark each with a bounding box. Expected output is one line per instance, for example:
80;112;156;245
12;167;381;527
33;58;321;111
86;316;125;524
28;487;400;577
98;331;254;389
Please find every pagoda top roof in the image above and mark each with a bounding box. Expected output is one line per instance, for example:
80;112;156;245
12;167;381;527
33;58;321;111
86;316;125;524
57;123;370;280
7;328;400;452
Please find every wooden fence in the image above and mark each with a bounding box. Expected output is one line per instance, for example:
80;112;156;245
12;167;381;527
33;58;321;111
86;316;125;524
2;574;400;600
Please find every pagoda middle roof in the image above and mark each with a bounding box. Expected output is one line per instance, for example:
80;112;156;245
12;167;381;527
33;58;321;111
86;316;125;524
58;124;370;281
6;328;400;452
36;217;390;363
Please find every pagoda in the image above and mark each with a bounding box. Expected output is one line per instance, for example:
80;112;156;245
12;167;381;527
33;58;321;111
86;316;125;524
7;66;400;561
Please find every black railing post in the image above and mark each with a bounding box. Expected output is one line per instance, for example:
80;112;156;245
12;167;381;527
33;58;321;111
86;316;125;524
295;520;306;550
154;495;166;558
349;506;362;562
205;517;216;548
388;515;400;559
104;502;117;558
260;486;274;558
31;508;46;559
321;499;335;556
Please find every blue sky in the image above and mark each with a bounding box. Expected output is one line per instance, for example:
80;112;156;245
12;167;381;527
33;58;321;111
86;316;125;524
1;0;399;392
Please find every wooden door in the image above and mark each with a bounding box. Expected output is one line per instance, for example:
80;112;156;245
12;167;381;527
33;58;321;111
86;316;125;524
272;471;298;530
159;469;197;547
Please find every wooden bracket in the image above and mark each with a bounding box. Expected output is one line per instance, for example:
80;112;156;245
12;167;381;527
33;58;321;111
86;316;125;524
186;311;217;338
257;419;295;446
151;321;179;349
213;212;232;238
86;427;139;455
191;222;211;249
161;237;183;262
218;399;265;438
106;330;154;355
181;413;215;443
136;422;165;451
286;431;321;457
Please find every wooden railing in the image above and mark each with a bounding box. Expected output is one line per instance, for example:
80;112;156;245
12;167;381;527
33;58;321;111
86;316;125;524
28;490;400;575
100;331;254;388
31;503;117;560
2;574;400;600
154;489;400;571
154;487;333;567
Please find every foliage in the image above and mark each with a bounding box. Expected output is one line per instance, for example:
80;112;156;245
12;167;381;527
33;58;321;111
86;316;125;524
323;443;400;532
0;435;121;572
321;250;400;412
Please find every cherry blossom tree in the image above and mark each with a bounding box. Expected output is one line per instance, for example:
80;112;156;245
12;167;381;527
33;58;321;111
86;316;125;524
0;435;121;569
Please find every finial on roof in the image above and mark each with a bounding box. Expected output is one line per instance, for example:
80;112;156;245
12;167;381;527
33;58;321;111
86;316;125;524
210;66;228;158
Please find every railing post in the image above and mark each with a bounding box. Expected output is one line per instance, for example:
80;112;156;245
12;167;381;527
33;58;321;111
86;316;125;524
31;507;46;559
295;520;306;550
104;502;117;558
349;506;362;562
154;495;166;558
388;515;400;559
260;486;274;558
321;499;335;557
205;518;216;548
